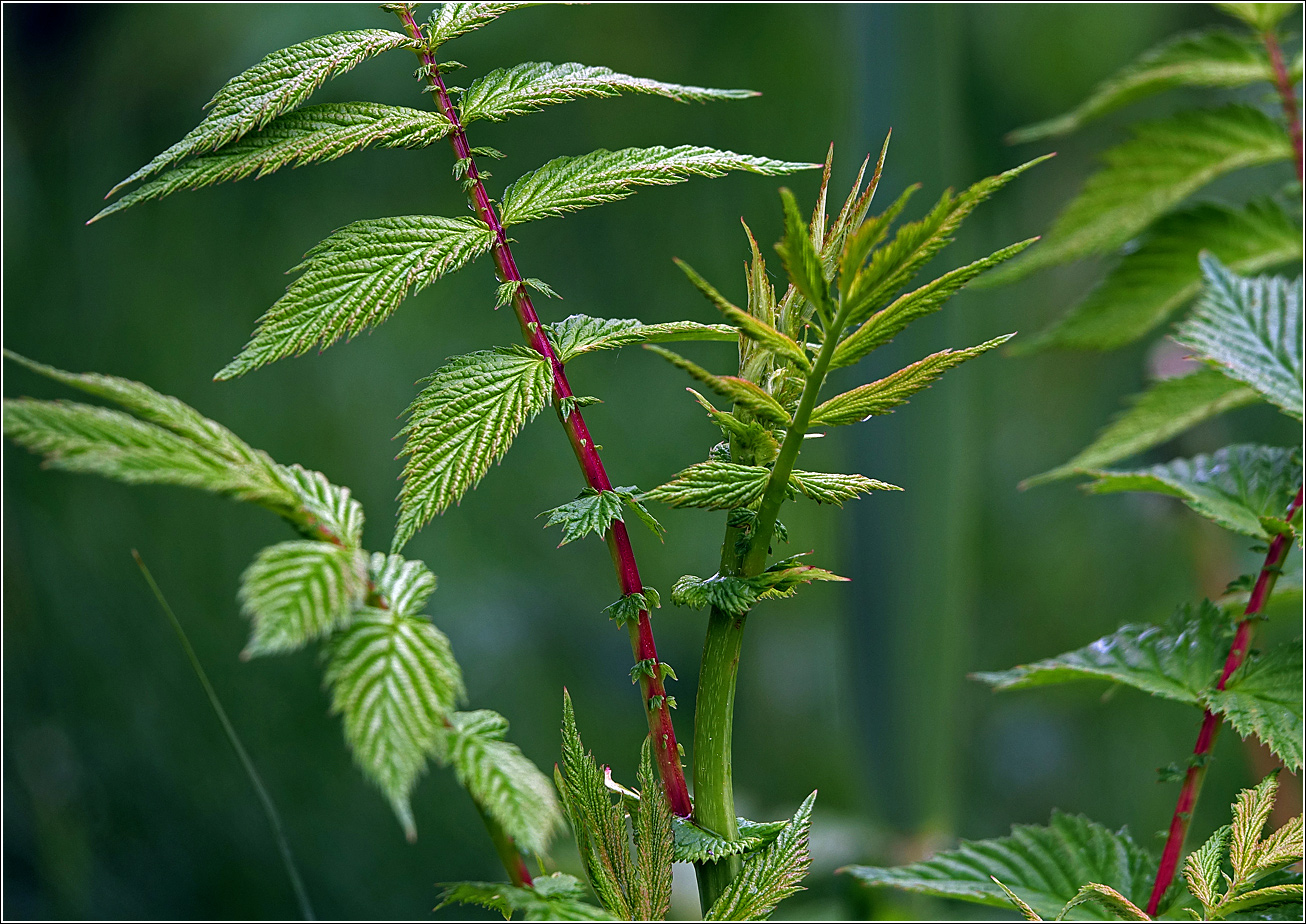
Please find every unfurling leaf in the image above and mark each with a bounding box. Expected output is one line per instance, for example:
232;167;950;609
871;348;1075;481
217;216;495;379
603;589;659;628
1058;883;1151;921
238;540;366;657
645;347;791;425
675;259;811;370
775;187;834;324
705;791;817;921
1175;255;1303;420
396;347;552;550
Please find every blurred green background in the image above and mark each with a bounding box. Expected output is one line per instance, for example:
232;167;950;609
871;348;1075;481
4;3;1300;920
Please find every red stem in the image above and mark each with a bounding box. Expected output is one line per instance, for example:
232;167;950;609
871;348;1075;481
396;7;692;818
1264;29;1304;185
1146;487;1303;915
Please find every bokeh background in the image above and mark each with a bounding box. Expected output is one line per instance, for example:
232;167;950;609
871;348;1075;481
4;3;1301;920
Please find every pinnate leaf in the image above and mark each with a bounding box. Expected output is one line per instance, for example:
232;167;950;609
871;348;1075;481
238;540;366;657
499;145;817;226
705;791;817;921
1175;255;1303;420
1084;444;1302;537
1022;369;1259;488
460;60;754;123
396;347;552;550
544;314;735;362
217;216;495;379
111;30;414;194
844;810;1160;919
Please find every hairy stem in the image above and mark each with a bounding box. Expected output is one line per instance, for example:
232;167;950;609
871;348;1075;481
395;6;692;818
1264;28;1304;185
1145;486;1303;915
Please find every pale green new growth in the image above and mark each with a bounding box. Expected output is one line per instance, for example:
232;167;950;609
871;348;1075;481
844;811;1160;920
704;791;816;921
367;551;437;613
1009;28;1288;143
787;470;900;504
1084;444;1303;538
111;30;415;195
1176;256;1303;420
238;540;367;657
647;461;896;510
1016;201;1302;353
460;61;755;123
676;259;812;371
396;347;552;550
499;145;818;226
645;347;792;425
1057;883;1151;921
94;103;452;221
541;487;663;546
434;710;562;856
1023;370;1260;488
991;106;1294;283
545;314;736;362
218;216;495;379
672;557;846;615
1205;642;1303;770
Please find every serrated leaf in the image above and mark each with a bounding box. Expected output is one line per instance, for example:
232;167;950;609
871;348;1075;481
993;877;1045;921
705;791;816;921
974;600;1234;703
111;30;414;194
671;816;788;863
832;239;1035;368
812;336;1012;425
395;347;552;550
541;489;625;545
644;346;791;425
675;259;811;370
216;215;495;379
498;145;816;226
1185;824;1232;913
94;103;452;221
843;157;1049;324
787;469;901;504
1023;370;1260;488
544;314;735;362
434;710;562;856
686;390;782;465
844;810;1160;919
1084;444;1303;538
1216;2;1299;31
425;2;535;50
238;540;366;657
1016;200;1302;353
1207;642;1303;770
1218;882;1305;917
990;106;1294;283
633;739;674;921
776;186;834;323
280;464;366;547
617;489;665;539
645;461;770;509
367;552;437;616
1232;774;1282;883
671;573;759;616
460;60;754;123
1058;883;1151;921
437;873;616;921
324;607;464;840
1009;29;1286;143
1176;255;1303;420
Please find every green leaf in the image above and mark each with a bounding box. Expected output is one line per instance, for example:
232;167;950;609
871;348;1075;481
1057;883;1151;921
93;103;452;221
424;2;535;50
603;590;658;628
396;347;552;550
1015;200;1302;353
1207;642;1303;771
1009;29;1285;143
280;464;366;548
323;606;464;841
844;811;1160;919
617;489;665;539
541;489;625;545
843;157;1050;324
1184;824;1232;914
216;216;495;379
705;791;816;921
1218;883;1305;918
1083;444;1303;537
633;739;674;921
686;390;782;465
775;187;834;324
787;469;901;504
460;60;754;123
1216;2;1299;31
645;461;770;509
498;145;817;226
644;346;791;425
993;877;1045;921
238;540;367;657
437;873;617;921
812;335;1013;426
671;816;788;863
973;600;1234;703
674;259;811;371
1176;255;1303;420
832;239;1036;368
990;106;1294;283
434;710;562;856
1023;369;1260;488
366;551;438;616
671;558;845;615
110;30;414;195
544;314;735;362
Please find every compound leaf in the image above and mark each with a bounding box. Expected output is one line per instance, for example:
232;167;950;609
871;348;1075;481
545;314;735;362
675;259;811;371
238;540;367;657
645;461;769;510
499;145;816;226
705;791;816;921
217;216;495;379
396;347;552;550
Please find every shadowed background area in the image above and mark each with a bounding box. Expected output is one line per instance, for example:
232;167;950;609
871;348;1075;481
4;3;1299;920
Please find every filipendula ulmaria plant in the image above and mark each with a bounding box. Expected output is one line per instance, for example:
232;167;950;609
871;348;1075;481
636;136;1046;912
847;3;1304;919
5;1;822;914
